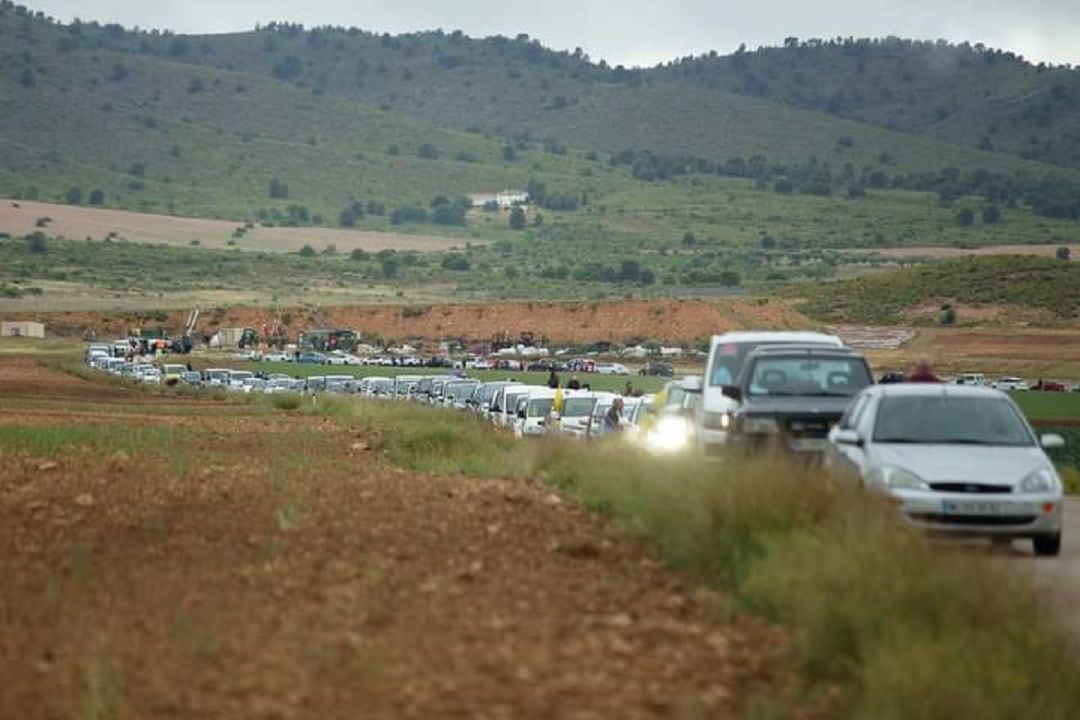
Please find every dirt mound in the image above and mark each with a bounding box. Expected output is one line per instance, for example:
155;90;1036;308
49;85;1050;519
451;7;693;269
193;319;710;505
10;298;811;345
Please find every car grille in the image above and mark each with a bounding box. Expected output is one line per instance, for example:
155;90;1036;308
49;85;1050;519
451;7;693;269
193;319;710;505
928;483;1012;494
784;417;836;438
908;513;1037;527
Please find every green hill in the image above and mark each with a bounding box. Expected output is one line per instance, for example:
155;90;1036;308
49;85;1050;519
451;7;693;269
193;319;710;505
656;38;1080;169
797;256;1080;324
15;7;1080;182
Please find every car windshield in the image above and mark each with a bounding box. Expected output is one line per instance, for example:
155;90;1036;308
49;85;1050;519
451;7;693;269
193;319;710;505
746;356;870;397
562;398;597;417
665;385;686;407
873;396;1034;446
528;399;554;417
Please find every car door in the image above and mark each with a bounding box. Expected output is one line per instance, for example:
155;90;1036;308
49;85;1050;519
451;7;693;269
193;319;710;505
827;391;872;478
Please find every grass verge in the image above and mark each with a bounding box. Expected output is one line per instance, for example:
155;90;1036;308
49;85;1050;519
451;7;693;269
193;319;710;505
282;394;1080;717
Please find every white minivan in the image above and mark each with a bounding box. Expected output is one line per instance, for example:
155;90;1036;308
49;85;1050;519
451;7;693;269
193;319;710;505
696;331;845;453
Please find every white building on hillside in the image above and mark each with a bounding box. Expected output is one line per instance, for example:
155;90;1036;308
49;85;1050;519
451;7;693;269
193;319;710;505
468;190;529;209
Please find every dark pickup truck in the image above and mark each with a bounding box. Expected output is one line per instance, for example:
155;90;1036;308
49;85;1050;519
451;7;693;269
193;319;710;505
722;345;874;453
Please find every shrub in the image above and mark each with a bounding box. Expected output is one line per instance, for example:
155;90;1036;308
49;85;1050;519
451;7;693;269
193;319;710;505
982;205;1002;224
1057;246;1071;261
509;207;526;231
64;187;84;205
390;206;430;225
441;253;471;271
956;208;975;226
268;178;289;199
298;244;316;257
88;189;106;206
939;303;957;325
417;143;439;159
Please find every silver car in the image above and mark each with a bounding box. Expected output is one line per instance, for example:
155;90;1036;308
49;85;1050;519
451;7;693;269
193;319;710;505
826;384;1066;556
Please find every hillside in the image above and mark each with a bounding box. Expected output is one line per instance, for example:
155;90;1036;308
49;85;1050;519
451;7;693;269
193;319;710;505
657;38;1080;169
797;256;1080;324
10;6;1080;183
0;8;612;222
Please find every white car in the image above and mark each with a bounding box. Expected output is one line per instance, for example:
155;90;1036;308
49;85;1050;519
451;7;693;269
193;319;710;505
556;392;611;436
264;351;291;363
139;367;162;384
826;384;1065;556
516;388;559;437
326;352;362;366
595;363;630;376
993;377;1030;392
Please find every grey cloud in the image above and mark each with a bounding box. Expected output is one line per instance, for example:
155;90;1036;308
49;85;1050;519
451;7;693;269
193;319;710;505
30;0;1080;67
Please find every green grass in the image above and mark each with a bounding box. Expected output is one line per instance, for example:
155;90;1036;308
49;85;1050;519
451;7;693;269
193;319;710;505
796;256;1080;324
0;424;177;458
1013;393;1080;423
279;396;1080;716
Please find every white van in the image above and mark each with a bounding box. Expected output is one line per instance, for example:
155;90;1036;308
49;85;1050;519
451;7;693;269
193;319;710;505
556;392;613;437
697;331;844;452
516;388;558;438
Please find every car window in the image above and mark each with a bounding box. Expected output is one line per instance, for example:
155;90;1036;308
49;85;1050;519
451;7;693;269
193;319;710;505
873;396;1034;446
746;357;871;397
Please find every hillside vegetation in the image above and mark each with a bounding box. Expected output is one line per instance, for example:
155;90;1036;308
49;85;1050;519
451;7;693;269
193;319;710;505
798;256;1080;324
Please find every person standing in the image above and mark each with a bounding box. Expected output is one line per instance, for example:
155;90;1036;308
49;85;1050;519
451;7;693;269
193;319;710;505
547;368;560;389
567;375;581;390
906;356;942;383
603;397;624;434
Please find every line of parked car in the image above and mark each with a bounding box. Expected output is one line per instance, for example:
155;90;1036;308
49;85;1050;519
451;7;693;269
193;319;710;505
86;330;1069;556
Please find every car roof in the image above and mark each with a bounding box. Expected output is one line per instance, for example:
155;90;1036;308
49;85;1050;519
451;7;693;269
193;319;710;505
746;344;864;358
710;331;843;346
867;384;1008;399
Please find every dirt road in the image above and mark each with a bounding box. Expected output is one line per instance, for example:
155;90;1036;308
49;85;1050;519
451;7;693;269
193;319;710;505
0;358;784;719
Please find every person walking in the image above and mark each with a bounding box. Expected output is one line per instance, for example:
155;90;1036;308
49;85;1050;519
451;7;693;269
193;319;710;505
547;368;560;389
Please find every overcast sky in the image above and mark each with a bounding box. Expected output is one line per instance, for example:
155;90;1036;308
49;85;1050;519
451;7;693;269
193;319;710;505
29;0;1080;68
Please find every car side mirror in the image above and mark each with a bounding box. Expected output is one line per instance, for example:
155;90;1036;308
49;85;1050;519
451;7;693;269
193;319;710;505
1041;434;1066;450
833;429;863;447
721;385;743;402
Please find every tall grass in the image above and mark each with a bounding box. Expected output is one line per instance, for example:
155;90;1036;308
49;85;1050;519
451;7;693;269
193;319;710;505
281;396;1080;716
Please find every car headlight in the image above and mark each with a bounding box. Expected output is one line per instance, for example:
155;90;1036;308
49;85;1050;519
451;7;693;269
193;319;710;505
645;416;690;453
1020;468;1059;494
871;466;928;491
742;417;779;435
702;412;731;431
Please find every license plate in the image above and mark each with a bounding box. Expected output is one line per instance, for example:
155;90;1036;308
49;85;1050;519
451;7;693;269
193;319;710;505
790;438;826;452
942;501;1018;515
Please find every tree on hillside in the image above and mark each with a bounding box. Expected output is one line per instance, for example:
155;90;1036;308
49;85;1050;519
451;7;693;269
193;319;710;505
682;232;697;247
509;206;526;230
88;189;105;205
64;187;83;205
502;144;516;161
268;178;289;199
956;208;975;226
27;233;47;254
939;303;957;325
1057;246;1072;261
719;270;742;287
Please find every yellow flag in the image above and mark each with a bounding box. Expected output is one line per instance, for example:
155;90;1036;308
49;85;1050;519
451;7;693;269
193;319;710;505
553;386;564;414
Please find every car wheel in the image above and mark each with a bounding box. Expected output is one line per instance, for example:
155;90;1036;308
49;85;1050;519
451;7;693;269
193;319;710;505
1033;533;1062;557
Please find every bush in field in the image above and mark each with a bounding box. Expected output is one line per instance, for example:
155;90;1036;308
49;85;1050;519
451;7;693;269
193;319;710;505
390;206;430;225
88;189;106;205
268;178;289;199
298;244;316;257
65;187;84;205
509;207;526;231
956;208;975;226
1058;246;1071;261
417;143;439;159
